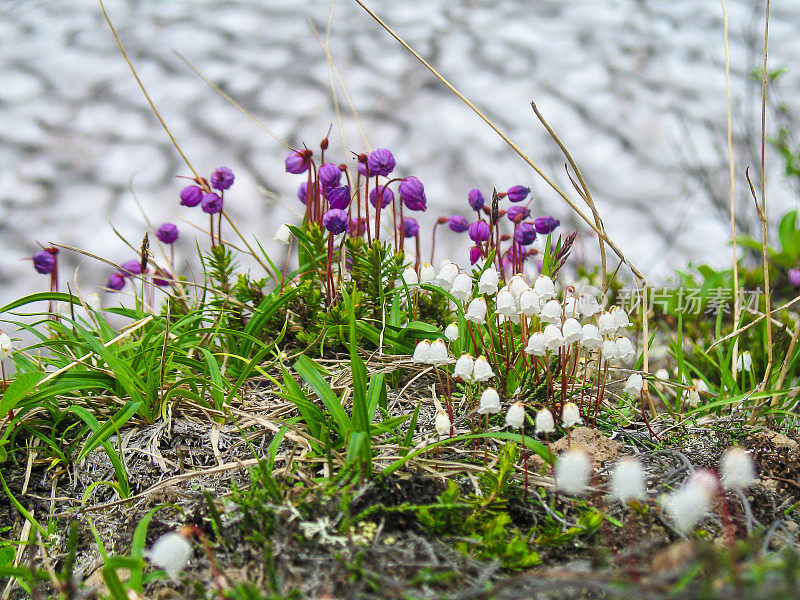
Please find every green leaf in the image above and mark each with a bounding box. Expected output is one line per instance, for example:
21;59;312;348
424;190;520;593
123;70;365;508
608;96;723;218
293;356;351;437
0;371;44;421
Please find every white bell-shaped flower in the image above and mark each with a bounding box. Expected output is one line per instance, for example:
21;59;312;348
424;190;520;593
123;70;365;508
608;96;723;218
478;267;499;295
562;296;579;318
543;324;565;352
539;299;563;324
597;312;617;336
535;408;555;434
580;324;602;350
444;323;459;342
720;447;757;491
508;274;530;300
146;531;193;581
534;275;556;300
578;294;602;317
518;289;540;317
610;457;647;503
434;262;460;290
0;333;16;360
450;273;473;302
428;339;449;366
615;336;635;362
412;340;431;364
478;387;501;414
694;378;709;394
736;351;753;372
623;373;643;396
435;410;451;436
610;306;632;329
505;401;526;429
273;223;292;246
555;450;592;495
472;356;495;381
402;266;419;286
561;402;582;428
496;289;518;317
655;368;669;381
601;338;619;360
465;297;487;324
562;318;583;345
524;332;547;356
419;262;436;285
686;386;700;408
452;353;475;380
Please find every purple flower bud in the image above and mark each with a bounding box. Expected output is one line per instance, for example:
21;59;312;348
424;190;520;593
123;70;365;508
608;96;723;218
369;185;394;209
298;182;308;205
468;220;491;243
318;163;342;189
322;208;350;235
506;185;530;203
156;223;179;245
399;176;426;211
180;185;203;207
210;166;235;191
357;156;368;176
534;215;560;235
469;246;481;265
153;271;173;287
285;150;310;174
107;272;126;291
201;192;224;215
514;222;537;246
790;268;800;288
32;250;55;275
448;215;469;232
401;217;419;238
328;185;351;210
367;148;396;177
120;260;142;277
468;189;485;211
507;205;531;223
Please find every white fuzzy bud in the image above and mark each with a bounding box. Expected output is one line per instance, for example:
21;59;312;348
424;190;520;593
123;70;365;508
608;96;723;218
720;447;757;491
478;387;501;414
661;470;717;534
610;456;647;503
146;532;193;581
505;401;526;429
535;408;555;434
561;402;582;428
555;450;592;496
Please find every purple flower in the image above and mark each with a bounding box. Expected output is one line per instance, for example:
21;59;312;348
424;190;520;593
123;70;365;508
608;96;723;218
322;209;350;235
448;215;469;232
534;215;560;235
367;148;396;177
399;177;426;211
506;185;530;203
790;269;800;288
180;185;203;207
156;223;179;245
210;166;235;191
507;205;531;223
32;250;55;275
469;246;481;265
468;220;491;243
514;222;537;246
285;150;310;174
468;189;485;211
107;272;125;291
401;217;419;238
318;163;342;189
356;155;369;176
153;271;173;287
120;260;142;277
369;186;394;208
328;185;351;210
201;192;224;215
298;182;308;205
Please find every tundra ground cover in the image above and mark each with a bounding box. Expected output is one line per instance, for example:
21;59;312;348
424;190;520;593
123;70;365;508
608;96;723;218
0;2;799;599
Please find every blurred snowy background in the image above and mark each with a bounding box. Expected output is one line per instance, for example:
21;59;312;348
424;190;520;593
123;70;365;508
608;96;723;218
1;0;800;307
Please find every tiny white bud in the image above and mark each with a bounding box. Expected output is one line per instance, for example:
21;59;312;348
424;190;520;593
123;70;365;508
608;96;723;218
555;450;592;495
561;402;582;428
478;267;499;295
472;356;495;381
720;447;757;491
434;410;451;436
535;408;556;434
444;323;459;342
273;223;292;245
505;401;526;429
478;387;501;414
452;353;475;380
655;368;669;381
661;470;717;534
694;378;709;394
623;373;643;396
146;532;193;581
610;457;647;503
